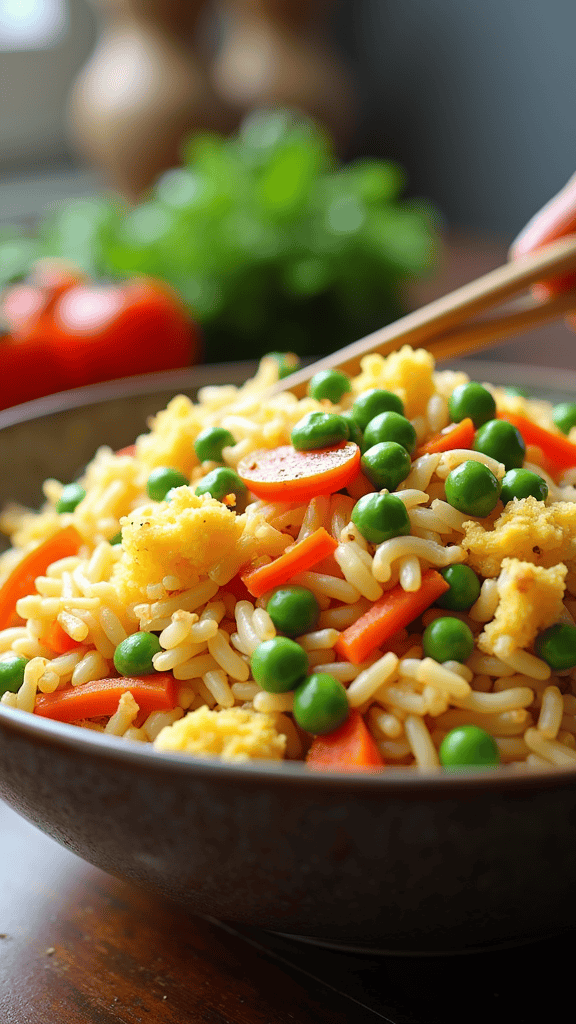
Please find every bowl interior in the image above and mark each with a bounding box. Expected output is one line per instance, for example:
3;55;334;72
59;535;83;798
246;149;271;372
1;356;575;791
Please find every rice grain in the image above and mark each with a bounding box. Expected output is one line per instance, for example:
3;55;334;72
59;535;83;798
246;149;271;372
405;713;440;768
537;685;564;740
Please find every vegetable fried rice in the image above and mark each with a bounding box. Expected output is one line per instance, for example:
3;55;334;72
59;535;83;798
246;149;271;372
2;346;576;771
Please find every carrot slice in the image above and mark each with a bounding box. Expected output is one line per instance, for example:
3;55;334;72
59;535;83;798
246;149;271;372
34;674;177;723
237;443;360;503
416;418;475;457
0;525;82;630
334;569;450;665
115;444;137;458
497;411;576;473
306;710;385;771
242;527;338;598
41;620;83;655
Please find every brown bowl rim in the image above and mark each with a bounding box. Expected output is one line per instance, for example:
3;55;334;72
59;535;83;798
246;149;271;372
2;357;576;430
2;702;575;794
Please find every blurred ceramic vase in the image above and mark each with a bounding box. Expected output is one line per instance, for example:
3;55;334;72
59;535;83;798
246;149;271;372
212;0;355;152
67;0;231;198
67;0;354;197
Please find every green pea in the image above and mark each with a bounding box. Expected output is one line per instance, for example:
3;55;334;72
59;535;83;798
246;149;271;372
147;466;189;502
444;460;500;518
473;419;525;471
500;468;548;505
534;623;576;672
422;617;474;664
291;411;349;451
352;389;404;430
251;637;308;693
340;410;364;448
439;725;500;769
0;655;28;696
56;482;86;514
113;631;162;676
448;382;496;428
351;492;411;545
363;411;417;455
308;369;351;404
361;442;411;491
436;565;481;611
293;673;349;734
194;426;235;463
265;351;301;379
195;467;247;505
110;530;122;546
266;586;319;637
552;402;576;436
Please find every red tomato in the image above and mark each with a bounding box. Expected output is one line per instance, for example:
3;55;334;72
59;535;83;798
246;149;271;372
0;331;67;406
0;268;200;411
52;278;198;387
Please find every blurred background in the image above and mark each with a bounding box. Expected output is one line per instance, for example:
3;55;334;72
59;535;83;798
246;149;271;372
1;0;576;402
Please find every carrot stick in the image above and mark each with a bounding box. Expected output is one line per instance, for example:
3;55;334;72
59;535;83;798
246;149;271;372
223;573;253;602
306;710;385;771
497;411;576;473
242;527;338;598
219;619;237;636
345;469;374;499
334;569;450;665
41;620;83;655
0;525;82;630
34;674;177;723
416;417;475;457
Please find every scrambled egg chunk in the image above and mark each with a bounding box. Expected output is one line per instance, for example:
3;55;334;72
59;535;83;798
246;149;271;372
114;488;244;599
114;487;291;600
479;558;567;657
136;395;204;476
462;497;576;578
352;345;435;418
154;706;286;761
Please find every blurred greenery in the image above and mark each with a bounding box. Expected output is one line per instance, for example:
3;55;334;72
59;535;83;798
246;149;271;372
0;109;441;361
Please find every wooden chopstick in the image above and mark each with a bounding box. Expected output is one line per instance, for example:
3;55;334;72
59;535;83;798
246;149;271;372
271;234;576;398
425;287;576;363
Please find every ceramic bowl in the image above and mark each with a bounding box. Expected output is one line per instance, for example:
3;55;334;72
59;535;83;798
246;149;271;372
1;360;575;954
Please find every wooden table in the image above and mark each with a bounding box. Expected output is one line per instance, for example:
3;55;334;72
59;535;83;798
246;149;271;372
2;237;576;1023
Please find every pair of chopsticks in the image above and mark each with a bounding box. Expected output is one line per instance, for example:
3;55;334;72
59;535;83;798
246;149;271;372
273;234;576;398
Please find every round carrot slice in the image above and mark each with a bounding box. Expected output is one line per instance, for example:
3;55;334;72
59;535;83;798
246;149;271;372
237;442;361;502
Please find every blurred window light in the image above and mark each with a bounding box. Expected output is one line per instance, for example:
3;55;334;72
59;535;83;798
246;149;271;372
0;0;67;51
